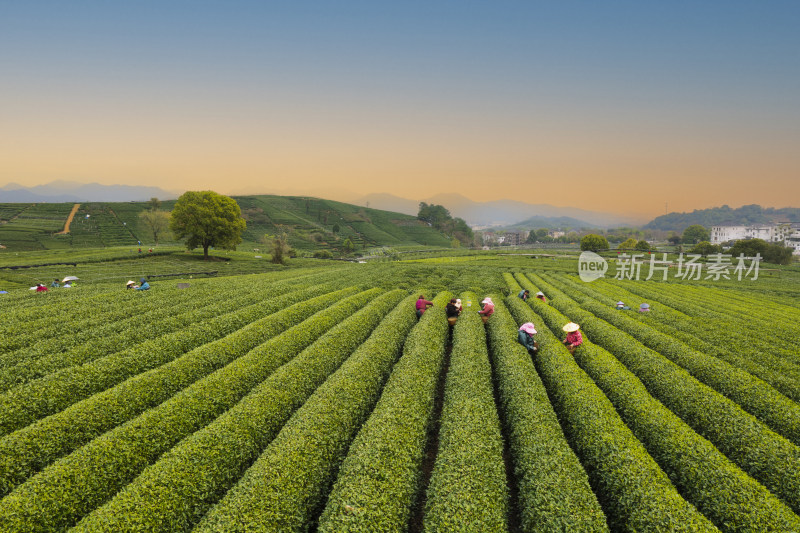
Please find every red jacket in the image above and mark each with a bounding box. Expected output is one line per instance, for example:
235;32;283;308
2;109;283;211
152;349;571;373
565;331;583;347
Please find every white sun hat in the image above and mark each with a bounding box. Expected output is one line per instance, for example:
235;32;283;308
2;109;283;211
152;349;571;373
562;322;580;333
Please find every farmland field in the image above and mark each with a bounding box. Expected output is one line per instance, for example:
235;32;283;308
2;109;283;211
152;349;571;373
1;255;799;532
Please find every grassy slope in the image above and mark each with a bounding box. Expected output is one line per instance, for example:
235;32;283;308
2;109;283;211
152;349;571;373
235;195;450;251
0;196;450;253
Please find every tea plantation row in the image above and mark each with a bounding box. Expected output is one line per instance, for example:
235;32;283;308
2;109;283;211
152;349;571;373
0;264;798;531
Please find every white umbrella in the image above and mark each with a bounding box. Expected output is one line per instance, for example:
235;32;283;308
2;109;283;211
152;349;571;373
62;276;79;282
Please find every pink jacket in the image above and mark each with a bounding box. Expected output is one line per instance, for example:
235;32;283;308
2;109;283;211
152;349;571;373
416;298;433;311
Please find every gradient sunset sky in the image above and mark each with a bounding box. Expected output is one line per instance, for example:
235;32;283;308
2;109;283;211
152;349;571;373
2;1;799;217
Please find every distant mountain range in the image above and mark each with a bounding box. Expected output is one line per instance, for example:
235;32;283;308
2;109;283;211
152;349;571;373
0;181;179;203
644;204;800;232
355;192;644;228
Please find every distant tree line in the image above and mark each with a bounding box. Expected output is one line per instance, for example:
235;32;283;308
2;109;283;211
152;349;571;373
644;204;800;232
417;202;474;246
686;238;793;265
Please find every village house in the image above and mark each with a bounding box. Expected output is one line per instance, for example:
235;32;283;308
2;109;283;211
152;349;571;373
711;222;800;254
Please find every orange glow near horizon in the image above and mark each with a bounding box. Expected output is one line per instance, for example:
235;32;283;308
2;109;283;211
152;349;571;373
3;4;799;221
3;106;798;220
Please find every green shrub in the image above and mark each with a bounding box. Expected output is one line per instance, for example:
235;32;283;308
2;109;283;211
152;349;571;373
525;272;800;515
185;290;408;531
554;274;800;402
163;292;416;532
515;277;800;531
0;286;248;390
0;285;325;437
422;292;509;532
504;294;716;532
0;289;389;531
486;299;608;531
318;292;452;532
0;285;355;498
540;272;800;446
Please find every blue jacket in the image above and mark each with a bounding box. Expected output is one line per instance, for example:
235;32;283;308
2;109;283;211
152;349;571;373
135;281;150;291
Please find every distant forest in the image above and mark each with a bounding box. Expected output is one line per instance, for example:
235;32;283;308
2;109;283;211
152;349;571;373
644;204;800;231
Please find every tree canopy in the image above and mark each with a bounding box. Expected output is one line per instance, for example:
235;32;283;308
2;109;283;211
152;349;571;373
728;238;793;265
580;234;609;252
417;202;451;227
682;224;710;244
170;191;246;260
689;241;722;256
417;202;474;246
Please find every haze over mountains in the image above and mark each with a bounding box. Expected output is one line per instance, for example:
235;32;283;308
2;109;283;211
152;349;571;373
355;192;645;228
1;181;179;203
2;181;645;228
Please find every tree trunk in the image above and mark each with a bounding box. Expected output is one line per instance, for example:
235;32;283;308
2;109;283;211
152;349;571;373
203;244;209;260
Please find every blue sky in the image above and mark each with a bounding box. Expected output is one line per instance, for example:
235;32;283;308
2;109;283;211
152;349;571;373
2;1;799;216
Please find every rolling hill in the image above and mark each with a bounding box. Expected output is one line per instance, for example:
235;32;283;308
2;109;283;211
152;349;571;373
0;195;452;252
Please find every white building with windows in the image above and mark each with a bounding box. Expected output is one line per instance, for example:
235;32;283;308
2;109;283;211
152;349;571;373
711;222;800;254
710;225;747;244
786;230;800;255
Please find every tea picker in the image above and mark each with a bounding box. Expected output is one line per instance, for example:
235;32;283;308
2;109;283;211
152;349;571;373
517;322;539;356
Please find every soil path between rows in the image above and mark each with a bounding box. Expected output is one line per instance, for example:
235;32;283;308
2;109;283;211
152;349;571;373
57;204;81;234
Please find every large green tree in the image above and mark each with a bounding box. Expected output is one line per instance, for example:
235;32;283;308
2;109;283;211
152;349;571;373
170;191;246;260
417;202;451;227
580;234;610;252
417;202;473;246
729;238;793;265
682;224;710;244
